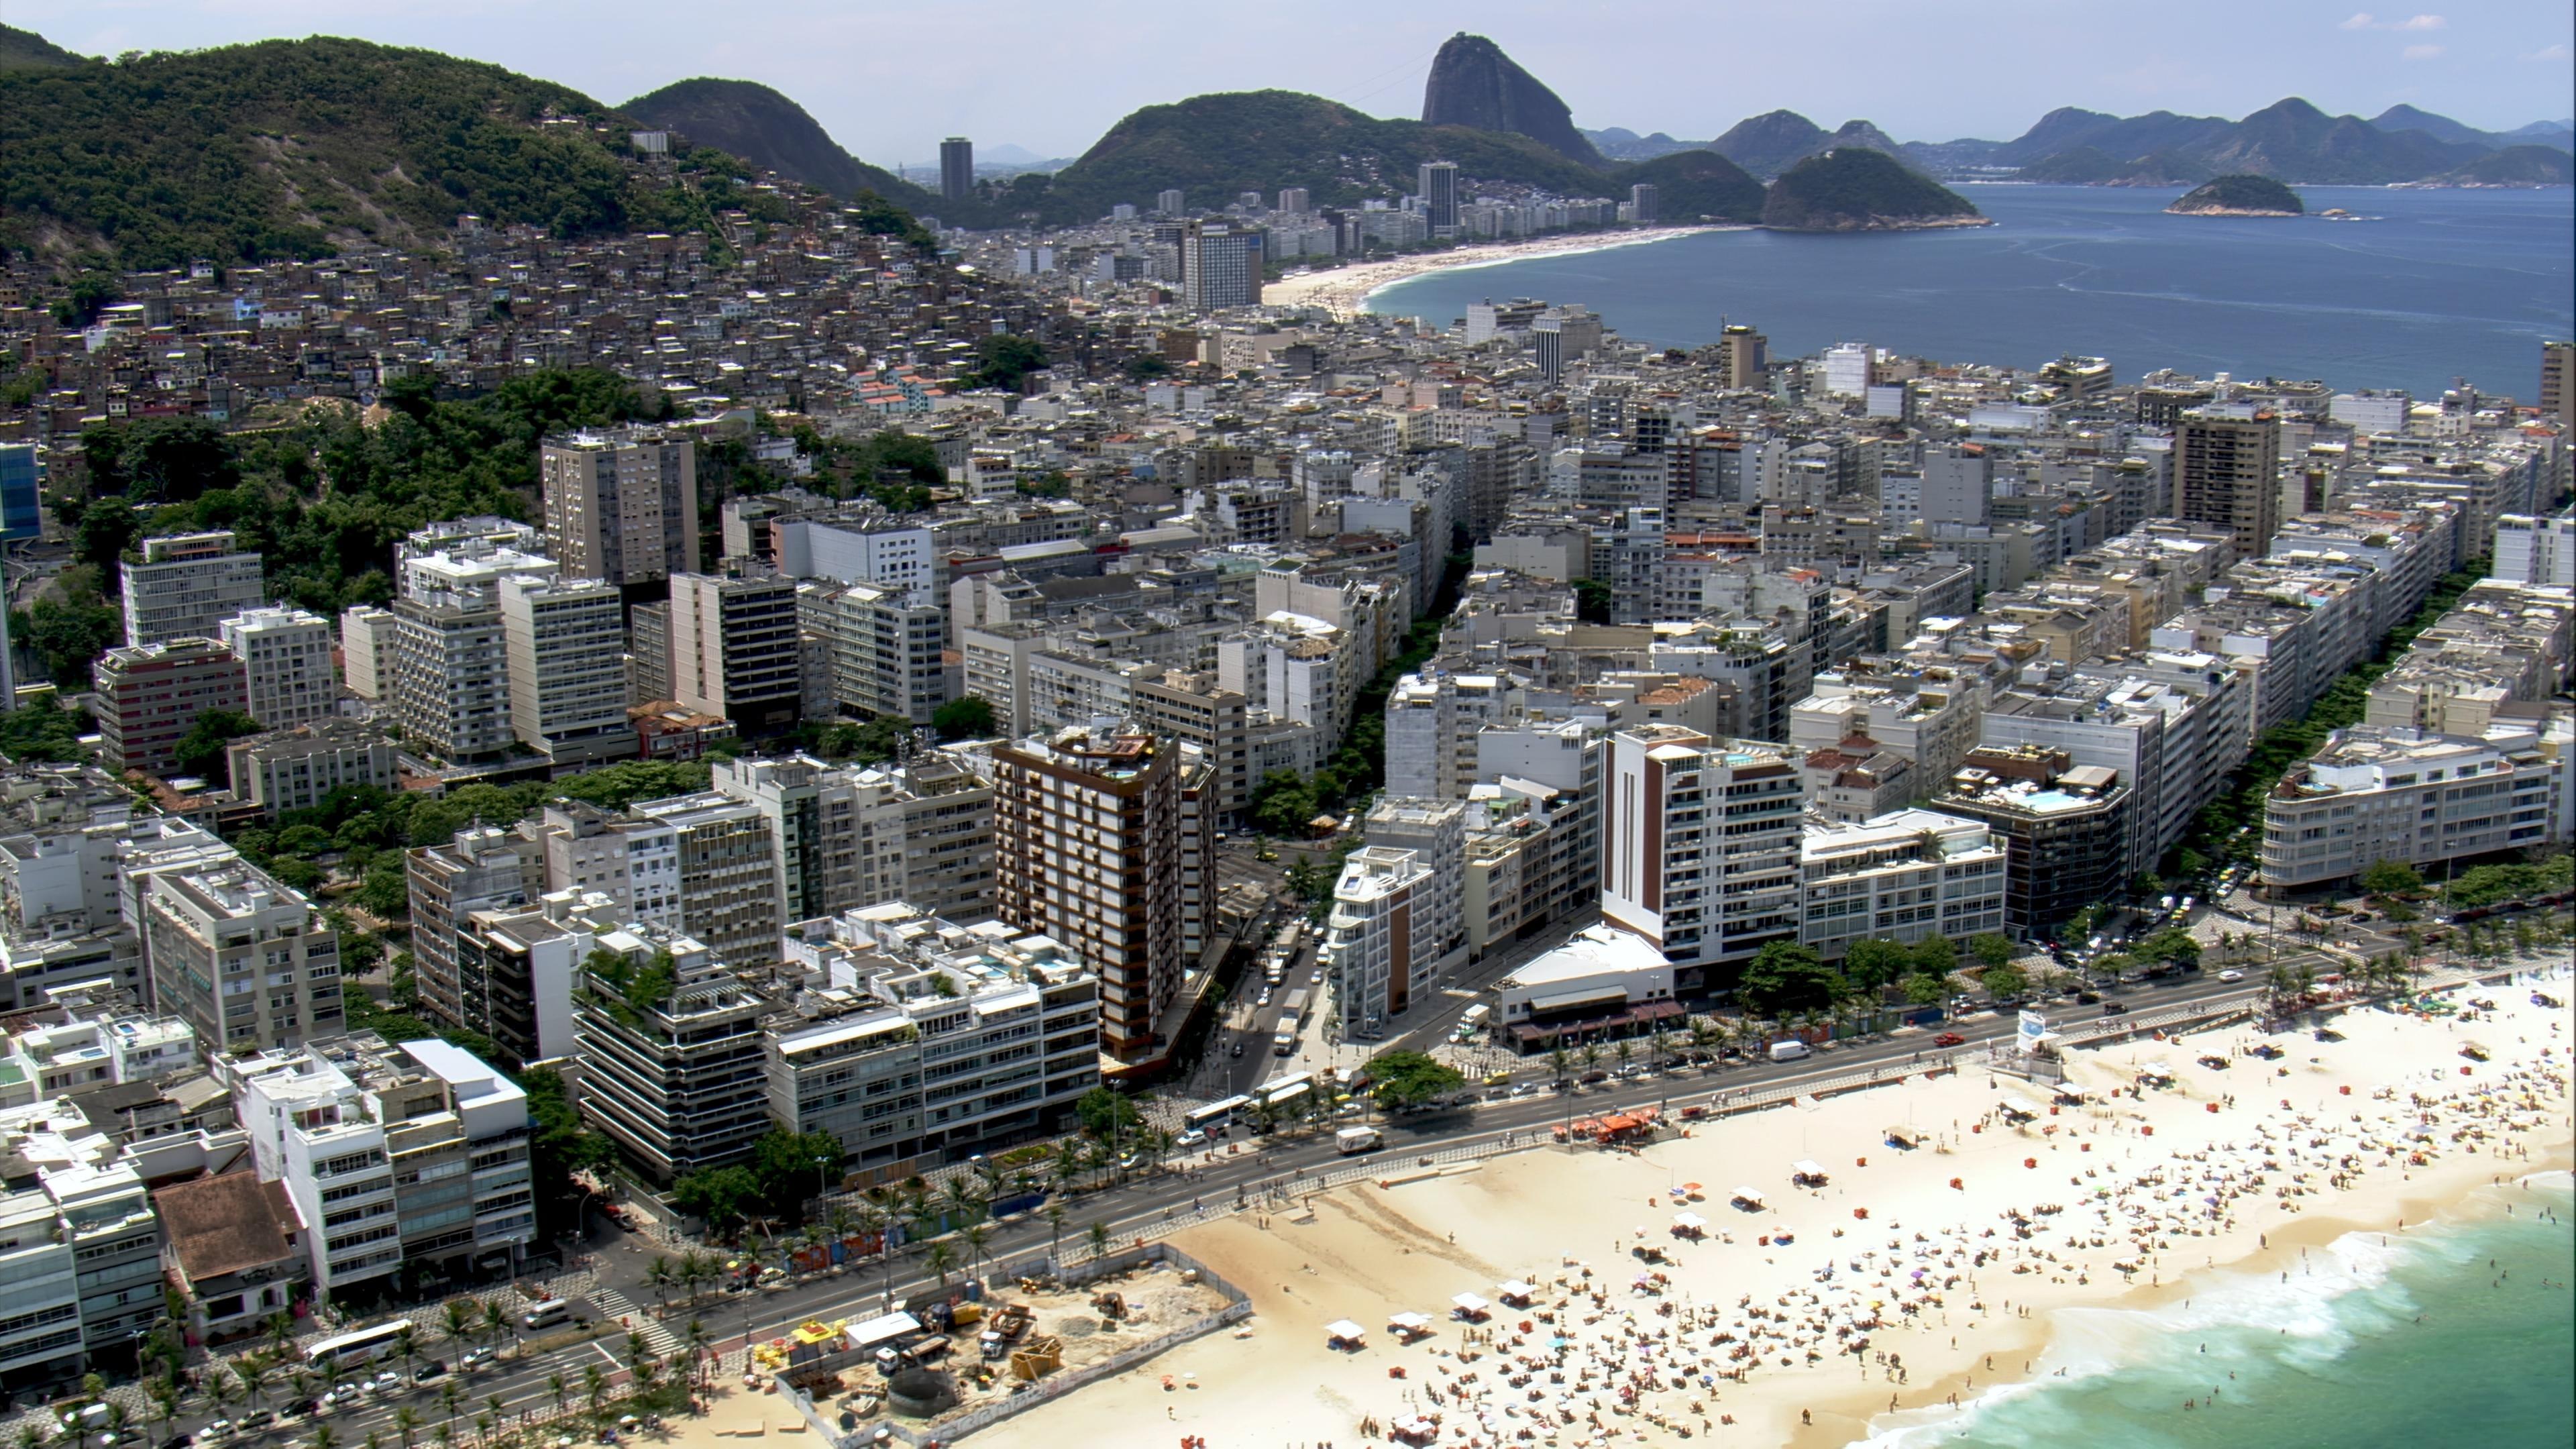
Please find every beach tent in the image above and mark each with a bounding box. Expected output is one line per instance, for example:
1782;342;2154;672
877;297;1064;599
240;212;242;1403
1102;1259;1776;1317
1496;1281;1537;1306
1387;1311;1434;1340
1998;1097;2040;1121
1670;1212;1708;1236
1884;1124;1921;1148
1729;1186;1766;1210
1450;1293;1491;1319
1325;1319;1368;1346
1791;1159;1828;1185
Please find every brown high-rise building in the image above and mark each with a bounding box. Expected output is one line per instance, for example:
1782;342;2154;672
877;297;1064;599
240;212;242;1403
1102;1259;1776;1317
540;427;698;590
2542;341;2574;424
990;726;1186;1060
2174;405;2282;559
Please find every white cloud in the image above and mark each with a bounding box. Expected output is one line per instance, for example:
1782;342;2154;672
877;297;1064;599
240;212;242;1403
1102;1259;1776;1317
2339;11;2375;28
2524;43;2571;62
2390;14;2446;30
2343;11;2445;30
2401;42;2445;59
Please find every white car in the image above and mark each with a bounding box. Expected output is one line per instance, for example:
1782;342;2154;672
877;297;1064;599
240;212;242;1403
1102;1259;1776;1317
1175;1128;1209;1148
2217;969;2245;982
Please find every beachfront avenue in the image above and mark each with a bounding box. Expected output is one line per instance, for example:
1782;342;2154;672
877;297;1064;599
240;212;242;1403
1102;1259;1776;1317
176;964;2308;1449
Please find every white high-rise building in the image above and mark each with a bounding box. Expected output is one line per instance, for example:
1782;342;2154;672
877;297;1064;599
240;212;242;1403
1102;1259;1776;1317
141;858;344;1054
121;531;265;649
2493;513;2576;588
338;605;397;699
220;606;336;729
1601;726;1802;994
1822;343;1875;399
500;574;631;765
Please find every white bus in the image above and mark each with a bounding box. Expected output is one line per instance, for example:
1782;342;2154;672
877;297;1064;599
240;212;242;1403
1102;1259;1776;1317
1184;1095;1253;1132
305;1318;413;1371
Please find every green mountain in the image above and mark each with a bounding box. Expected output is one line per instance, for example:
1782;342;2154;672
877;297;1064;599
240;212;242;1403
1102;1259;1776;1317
1620;149;1764;222
2167;174;2304;215
2435;145;2574;186
1990;97;2496;184
0;34;925;270
1760;148;1982;231
0;23;80;70
622;77;936;209
2016;146;2209;185
1006;89;1609;227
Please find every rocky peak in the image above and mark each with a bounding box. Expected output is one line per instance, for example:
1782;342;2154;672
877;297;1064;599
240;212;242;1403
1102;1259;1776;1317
1421;32;1603;167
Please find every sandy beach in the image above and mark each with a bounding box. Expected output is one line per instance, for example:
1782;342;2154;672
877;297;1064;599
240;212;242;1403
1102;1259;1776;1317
968;970;2572;1449
1266;227;1733;319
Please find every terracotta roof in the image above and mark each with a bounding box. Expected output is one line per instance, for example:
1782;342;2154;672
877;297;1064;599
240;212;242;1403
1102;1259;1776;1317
156;1171;301;1283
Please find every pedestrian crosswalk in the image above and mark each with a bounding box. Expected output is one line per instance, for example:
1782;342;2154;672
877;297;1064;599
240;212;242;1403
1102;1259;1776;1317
590;1289;683;1358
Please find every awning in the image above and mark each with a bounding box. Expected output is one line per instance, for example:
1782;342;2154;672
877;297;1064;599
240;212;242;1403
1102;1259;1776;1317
1671;1212;1708;1231
1450;1293;1489;1313
1388;1311;1432;1330
1326;1319;1367;1341
1792;1159;1827;1179
1527;986;1631;1014
1884;1124;1920;1144
1730;1187;1765;1208
1496;1280;1536;1299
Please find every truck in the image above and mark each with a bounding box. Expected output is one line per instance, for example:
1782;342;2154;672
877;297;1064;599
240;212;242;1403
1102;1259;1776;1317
1335;1125;1382;1155
1768;1040;1812;1063
1272;1029;1298;1057
1452;1004;1490;1042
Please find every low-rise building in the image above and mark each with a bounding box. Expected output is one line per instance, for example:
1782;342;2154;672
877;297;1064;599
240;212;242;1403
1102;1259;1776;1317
93;637;249;778
2259;714;2575;891
1796;808;2008;961
224;719;400;815
1489;922;1678;1056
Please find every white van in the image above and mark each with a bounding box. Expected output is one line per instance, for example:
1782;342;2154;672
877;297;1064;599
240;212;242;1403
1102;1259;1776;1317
1768;1040;1812;1063
520;1300;573;1332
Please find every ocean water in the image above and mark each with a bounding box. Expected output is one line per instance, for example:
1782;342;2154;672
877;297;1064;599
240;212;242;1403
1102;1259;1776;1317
1851;1172;2576;1449
1362;185;2575;398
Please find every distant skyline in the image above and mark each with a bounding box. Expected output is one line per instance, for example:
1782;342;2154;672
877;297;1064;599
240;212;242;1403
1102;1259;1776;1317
16;1;2572;172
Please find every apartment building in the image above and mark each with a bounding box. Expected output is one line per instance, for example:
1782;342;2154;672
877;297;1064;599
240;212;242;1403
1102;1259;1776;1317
119;531;264;649
771;904;1100;1177
1132;669;1253;824
500;574;633;767
218;606;337;730
2174;405;2283;559
140;859;343;1054
0;1102;160;1381
668;570;802;736
629;792;779;967
339;605;398;700
1797;808;2007;961
407;825;539;1040
1935;745;2135;943
93;637;248;777
2493;512;2576;588
1790;674;1988;796
539;427;699;589
390;539;561;764
225;1033;535;1293
2260;716;2575;891
989;725;1187;1060
1599;726;1801;997
802;580;949;724
224;718;400;816
1322;843;1466;1042
525;801;680;930
570;921;771;1183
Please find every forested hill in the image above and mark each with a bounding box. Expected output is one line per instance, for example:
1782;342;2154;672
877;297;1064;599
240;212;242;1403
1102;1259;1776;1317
0;34;923;270
623;77;940;211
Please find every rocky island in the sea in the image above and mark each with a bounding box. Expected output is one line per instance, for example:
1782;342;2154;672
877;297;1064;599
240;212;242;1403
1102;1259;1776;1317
1760;147;1990;231
2167;174;2306;215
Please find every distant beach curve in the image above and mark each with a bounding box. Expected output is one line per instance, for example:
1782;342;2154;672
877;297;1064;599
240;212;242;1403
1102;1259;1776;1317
1265;225;1736;318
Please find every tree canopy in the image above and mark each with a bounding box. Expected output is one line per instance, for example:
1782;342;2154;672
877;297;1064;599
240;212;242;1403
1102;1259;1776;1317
1364;1049;1466;1108
1737;941;1839;1018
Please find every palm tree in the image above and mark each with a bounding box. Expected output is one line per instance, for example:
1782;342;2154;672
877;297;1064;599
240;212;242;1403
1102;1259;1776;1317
394;1407;421;1449
1085;1220;1112;1263
682;1320;712;1396
268;1311;297;1359
623;1334;650;1379
439;1381;462;1428
1548;1044;1570;1085
581;1365;606;1424
433;1425;451;1449
473;1415;492;1446
853;1201;888;1256
676;1251;708;1305
1043;1201;1068;1263
480;1299;510;1350
1578;1040;1603;1074
923;1240;958;1287
1613;1038;1633;1071
961;1222;991;1281
545;1373;568;1418
393;1328;419;1383
484;1397;504;1430
941;1177;983;1226
442;1299;473;1351
973;1158;1006;1204
1051;1140;1086;1193
310;1426;335;1449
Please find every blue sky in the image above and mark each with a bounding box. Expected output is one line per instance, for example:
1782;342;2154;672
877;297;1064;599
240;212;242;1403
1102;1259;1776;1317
17;0;2573;167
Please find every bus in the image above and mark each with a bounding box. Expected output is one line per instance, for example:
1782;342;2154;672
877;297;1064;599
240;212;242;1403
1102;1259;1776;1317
305;1318;414;1371
1184;1095;1252;1132
1260;1073;1313;1110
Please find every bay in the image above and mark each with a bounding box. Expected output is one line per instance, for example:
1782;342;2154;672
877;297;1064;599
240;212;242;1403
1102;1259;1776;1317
1362;184;2575;399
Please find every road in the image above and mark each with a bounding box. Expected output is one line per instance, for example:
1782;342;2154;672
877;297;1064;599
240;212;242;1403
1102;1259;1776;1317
234;962;2320;1448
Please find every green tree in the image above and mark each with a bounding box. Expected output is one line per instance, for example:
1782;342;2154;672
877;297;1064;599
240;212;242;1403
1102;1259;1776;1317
1570;578;1614;624
1900;973;1949;1012
930;695;996;740
1124;355;1171;382
1073;1086;1140;1140
961;333;1049;392
2358;859;2423;897
0;701;90;763
171;708;264;782
1841;938;1911;991
1907;934;1960;978
1363;1049;1466;1108
1736;941;1837;1018
1980;963;2029;1002
1970;933;2017;971
669;1165;761;1235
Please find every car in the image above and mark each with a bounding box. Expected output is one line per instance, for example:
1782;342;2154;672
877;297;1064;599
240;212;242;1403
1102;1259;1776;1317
233;1415;274;1438
2074;990;2101;1004
2217;969;2245;982
1579;1070;1609;1085
1254;989;1271;1007
1511;1082;1540;1097
2100;1002;2128;1016
458;1348;495;1373
365;1371;402;1397
411;1362;447;1387
1932;1032;1964;1047
1175;1128;1209;1148
160;1436;193;1449
320;1385;365;1410
199;1426;233;1445
1229;1041;1244;1058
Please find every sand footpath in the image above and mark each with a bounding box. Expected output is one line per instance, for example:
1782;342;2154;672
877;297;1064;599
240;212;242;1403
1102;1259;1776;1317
970;971;2572;1449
